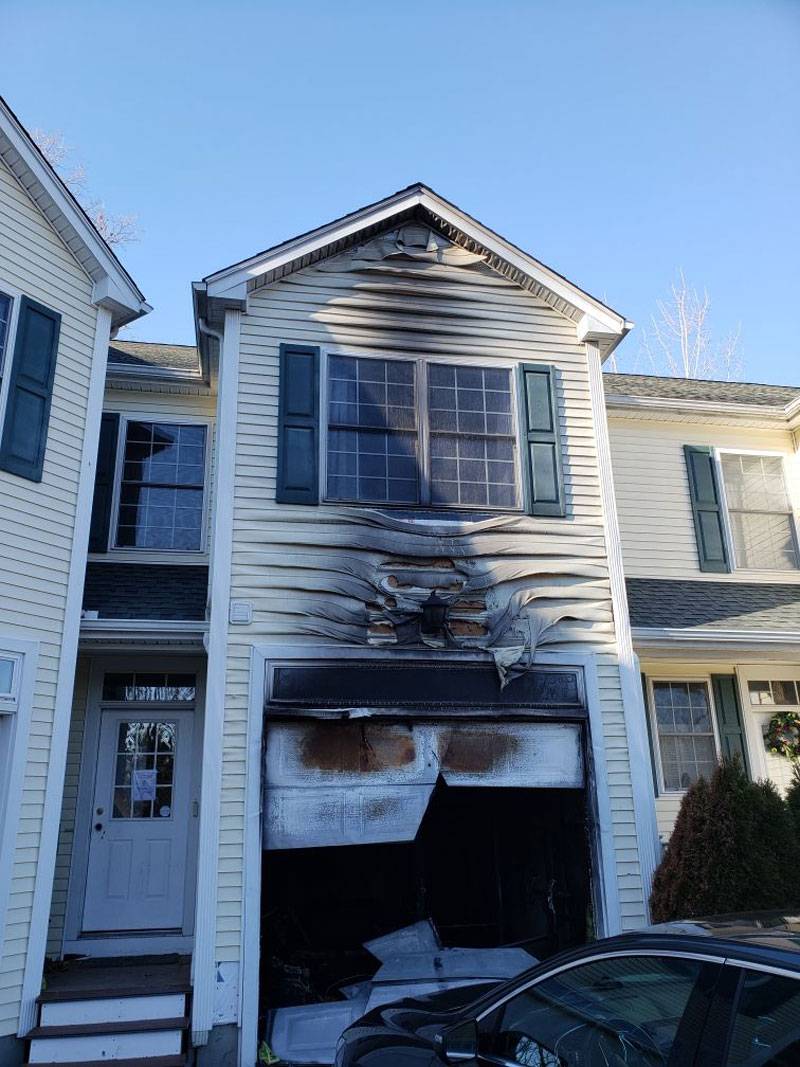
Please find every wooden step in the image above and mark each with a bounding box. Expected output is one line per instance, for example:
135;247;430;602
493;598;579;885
41;992;186;1027
28;1015;188;1039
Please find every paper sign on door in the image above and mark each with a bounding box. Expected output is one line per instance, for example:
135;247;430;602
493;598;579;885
133;768;157;802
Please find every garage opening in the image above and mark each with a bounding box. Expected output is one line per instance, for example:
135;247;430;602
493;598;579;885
262;779;591;1009
259;663;595;1062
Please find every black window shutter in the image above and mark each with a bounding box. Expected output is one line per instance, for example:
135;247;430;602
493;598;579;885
0;296;61;482
276;343;320;505
518;363;564;517
684;445;730;572
88;413;120;552
711;674;750;776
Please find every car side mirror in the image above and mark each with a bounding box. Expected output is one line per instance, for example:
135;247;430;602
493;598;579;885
439;1019;478;1062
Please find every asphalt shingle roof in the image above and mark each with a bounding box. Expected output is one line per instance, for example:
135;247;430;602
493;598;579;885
627;578;800;632
83;562;208;621
605;373;800;407
108;340;201;376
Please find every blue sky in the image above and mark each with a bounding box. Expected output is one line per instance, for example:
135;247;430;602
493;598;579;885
3;1;798;382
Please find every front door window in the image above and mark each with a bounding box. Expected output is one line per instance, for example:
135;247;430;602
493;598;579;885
113;721;176;820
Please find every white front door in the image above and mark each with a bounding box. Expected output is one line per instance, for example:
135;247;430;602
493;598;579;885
82;710;194;933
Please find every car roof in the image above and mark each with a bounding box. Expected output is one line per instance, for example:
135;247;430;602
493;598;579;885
596;912;800;973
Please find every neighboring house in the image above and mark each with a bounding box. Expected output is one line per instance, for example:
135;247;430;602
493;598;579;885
606;374;800;839
0;98;149;1063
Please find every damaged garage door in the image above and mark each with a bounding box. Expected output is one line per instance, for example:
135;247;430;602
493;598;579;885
264;721;583;849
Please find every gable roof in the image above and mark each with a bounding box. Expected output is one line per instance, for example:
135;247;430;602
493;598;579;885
0;96;150;329
194;183;632;357
108;340;202;379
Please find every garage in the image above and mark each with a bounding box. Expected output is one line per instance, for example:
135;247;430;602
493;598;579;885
259;659;596;1061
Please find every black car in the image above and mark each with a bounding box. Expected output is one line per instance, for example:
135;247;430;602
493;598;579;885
335;914;800;1066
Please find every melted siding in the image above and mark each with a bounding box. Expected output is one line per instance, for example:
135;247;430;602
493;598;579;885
214;249;649;965
0;157;98;1035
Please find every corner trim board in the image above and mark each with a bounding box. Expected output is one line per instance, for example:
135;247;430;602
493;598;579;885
191;308;241;1046
586;343;660;915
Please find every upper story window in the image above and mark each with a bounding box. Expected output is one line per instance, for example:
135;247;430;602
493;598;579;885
685;446;799;573
720;453;799;570
325;355;520;509
115;421;207;551
0;653;21;714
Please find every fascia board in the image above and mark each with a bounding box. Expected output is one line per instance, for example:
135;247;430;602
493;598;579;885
632;626;800;647
418;191;627;337
0;100;148;318
204;187;426;294
604;393;790;423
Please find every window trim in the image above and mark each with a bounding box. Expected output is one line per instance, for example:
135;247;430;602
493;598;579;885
647;675;722;795
319;347;525;512
715;447;800;572
107;413;212;555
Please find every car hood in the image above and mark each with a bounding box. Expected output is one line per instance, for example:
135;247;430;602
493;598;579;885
343;979;500;1046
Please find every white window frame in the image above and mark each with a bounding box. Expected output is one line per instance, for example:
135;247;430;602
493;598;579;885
715;447;800;572
0;277;22;440
0;637;39;969
647;675;722;794
735;664;800;785
319;347;525;512
107;413;212;555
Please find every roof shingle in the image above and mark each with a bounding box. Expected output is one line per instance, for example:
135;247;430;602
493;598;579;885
627;578;800;632
108;340;200;376
605;373;800;407
83;562;208;621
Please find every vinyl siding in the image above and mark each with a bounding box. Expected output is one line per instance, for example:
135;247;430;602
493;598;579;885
0;156;98;1035
213;246;651;973
609;414;800;582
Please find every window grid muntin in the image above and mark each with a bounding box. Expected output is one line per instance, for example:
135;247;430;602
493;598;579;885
112;720;176;819
114;420;207;551
651;680;718;792
323;353;522;510
720;452;799;571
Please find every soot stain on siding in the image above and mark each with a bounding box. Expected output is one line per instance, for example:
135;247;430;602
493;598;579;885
441;730;521;774
300;722;417;773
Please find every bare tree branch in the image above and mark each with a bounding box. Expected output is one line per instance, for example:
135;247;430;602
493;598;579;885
31;128;139;247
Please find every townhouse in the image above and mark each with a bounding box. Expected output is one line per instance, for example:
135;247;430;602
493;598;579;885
0;99;149;1064
607;374;800;839
1;127;798;1066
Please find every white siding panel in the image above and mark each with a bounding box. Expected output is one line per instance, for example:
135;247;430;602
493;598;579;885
0;156;98;1036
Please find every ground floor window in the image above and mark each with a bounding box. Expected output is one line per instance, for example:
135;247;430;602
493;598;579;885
650;680;718;792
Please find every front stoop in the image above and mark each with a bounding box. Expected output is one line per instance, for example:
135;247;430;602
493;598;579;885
26;957;192;1065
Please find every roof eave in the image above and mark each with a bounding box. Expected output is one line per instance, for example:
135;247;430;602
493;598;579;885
198;183;629;343
0;96;150;329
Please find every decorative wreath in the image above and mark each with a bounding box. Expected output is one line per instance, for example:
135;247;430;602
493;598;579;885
765;711;800;760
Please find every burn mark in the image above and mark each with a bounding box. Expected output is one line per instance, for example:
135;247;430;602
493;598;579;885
441;729;521;775
448;620;488;638
300;723;417;774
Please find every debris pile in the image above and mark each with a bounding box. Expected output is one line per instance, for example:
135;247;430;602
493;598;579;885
265;920;537;1065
